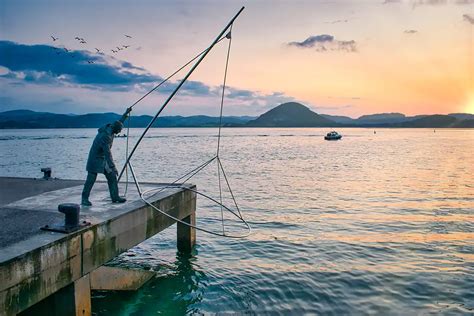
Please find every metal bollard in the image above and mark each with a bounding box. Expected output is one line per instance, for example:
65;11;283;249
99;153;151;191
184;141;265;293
58;203;80;228
40;167;52;179
41;203;90;233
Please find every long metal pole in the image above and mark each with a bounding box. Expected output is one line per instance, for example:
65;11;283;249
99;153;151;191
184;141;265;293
118;6;245;181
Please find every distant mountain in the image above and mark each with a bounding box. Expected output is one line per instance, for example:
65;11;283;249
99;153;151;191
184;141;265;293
0;109;53;118
320;114;354;124
245;103;473;128
453;119;474;128
356;112;407;124
448;113;474;121
406;115;429;121
396;115;458;128
246;102;335;127
153;115;254;127
0;110;255;128
1;106;473;128
0;111;123;128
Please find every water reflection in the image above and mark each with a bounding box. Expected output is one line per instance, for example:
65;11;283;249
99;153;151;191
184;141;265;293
2;128;474;314
92;250;207;315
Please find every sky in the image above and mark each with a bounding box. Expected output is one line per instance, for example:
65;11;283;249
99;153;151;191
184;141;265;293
0;0;473;118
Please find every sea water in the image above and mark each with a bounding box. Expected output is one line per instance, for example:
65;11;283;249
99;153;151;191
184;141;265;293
1;128;473;315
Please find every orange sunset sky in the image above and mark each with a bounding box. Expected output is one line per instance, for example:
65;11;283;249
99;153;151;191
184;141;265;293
0;0;473;117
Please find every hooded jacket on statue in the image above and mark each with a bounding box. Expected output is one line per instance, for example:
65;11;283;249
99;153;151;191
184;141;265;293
86;124;117;174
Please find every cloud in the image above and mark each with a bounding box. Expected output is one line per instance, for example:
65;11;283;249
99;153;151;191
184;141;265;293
404;29;418;34
415;0;474;4
0;40;223;98
0;41;160;90
383;0;472;4
121;61;146;71
180;80;212;96
0;41;301;116
327;96;362;100
231;91;299;114
463;14;474;24
0;72;300;115
316;104;354;111
412;0;447;4
414;0;473;4
325;19;349;24
225;87;257;99
288;34;357;52
407;0;474;9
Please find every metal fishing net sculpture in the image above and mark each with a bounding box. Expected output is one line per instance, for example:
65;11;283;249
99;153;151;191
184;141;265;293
118;7;250;238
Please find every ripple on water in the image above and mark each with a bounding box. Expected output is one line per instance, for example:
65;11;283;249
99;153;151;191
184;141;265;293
1;128;473;314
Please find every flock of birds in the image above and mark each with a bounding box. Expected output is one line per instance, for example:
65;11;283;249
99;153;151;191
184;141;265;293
49;34;133;64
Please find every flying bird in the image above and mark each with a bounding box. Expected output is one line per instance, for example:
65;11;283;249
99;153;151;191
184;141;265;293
116;46;123;51
95;48;105;55
122;45;130;48
111;49;117;53
74;37;81;40
63;47;69;53
51;36;59;41
79;40;87;44
124;34;132;38
87;60;94;64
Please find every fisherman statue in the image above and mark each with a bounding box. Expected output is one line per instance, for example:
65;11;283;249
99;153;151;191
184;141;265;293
81;107;132;206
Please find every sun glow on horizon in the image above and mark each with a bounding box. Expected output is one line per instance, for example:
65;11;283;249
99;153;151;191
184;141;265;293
465;94;474;114
0;1;472;116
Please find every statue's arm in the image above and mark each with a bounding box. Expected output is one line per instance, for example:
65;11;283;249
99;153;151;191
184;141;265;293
119;107;132;123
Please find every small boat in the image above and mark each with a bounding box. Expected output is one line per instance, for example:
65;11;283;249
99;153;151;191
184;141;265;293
324;131;342;140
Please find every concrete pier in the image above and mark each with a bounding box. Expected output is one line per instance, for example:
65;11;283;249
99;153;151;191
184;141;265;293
0;177;196;316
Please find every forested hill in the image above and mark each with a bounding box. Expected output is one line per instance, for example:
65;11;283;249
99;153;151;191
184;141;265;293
1;105;473;128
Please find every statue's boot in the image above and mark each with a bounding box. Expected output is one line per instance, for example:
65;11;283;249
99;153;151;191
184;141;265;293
82;172;97;206
106;171;127;203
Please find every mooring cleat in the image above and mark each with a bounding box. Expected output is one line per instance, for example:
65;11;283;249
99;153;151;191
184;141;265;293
81;199;92;207
112;197;127;203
